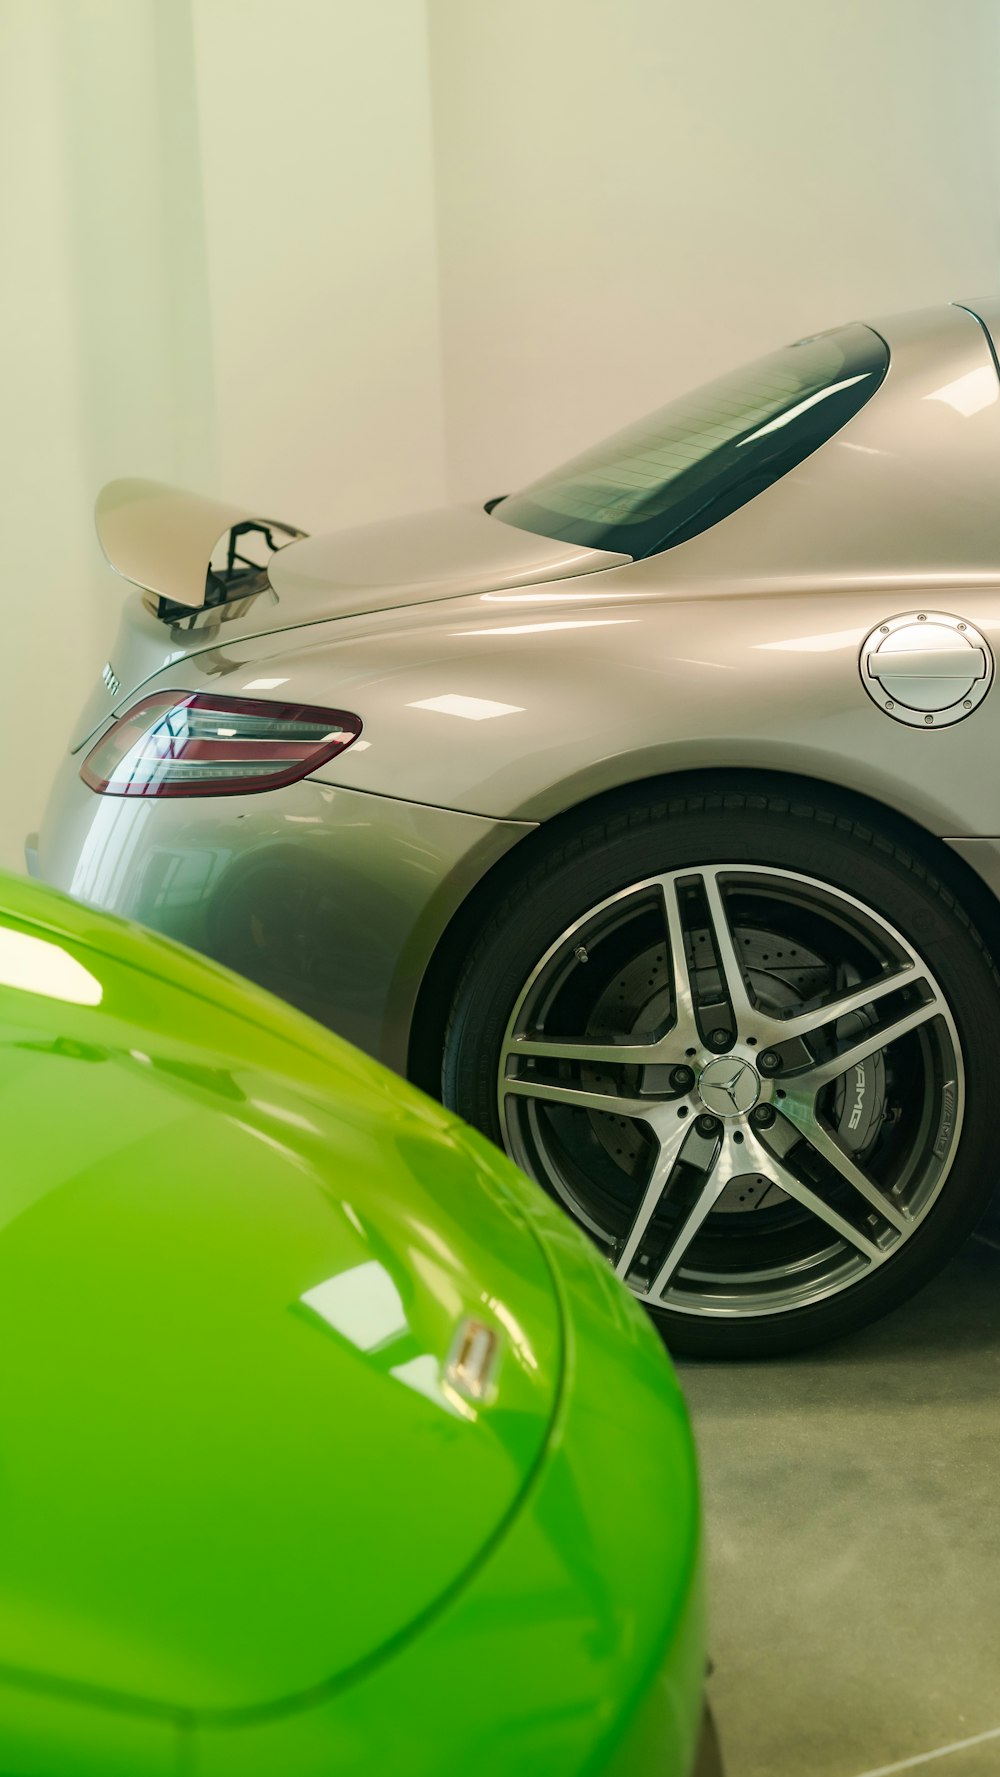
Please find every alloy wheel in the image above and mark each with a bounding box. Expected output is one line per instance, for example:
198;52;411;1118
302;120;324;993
497;864;964;1320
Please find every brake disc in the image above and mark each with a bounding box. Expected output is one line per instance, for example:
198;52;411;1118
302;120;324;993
581;929;884;1212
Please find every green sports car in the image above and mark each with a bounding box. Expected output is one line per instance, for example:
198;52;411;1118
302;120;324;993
0;872;714;1776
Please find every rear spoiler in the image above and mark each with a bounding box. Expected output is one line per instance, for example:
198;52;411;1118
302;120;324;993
95;479;307;620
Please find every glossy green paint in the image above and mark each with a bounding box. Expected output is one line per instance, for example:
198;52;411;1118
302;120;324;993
0;873;704;1775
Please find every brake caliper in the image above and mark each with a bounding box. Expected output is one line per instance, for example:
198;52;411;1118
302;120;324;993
832;978;887;1155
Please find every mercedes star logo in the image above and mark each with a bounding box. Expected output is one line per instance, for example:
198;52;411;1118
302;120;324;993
698;1056;762;1117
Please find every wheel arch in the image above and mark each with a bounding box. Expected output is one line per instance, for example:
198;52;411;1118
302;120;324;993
406;765;1000;1093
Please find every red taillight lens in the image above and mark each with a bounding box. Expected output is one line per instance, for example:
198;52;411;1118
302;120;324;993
80;692;362;798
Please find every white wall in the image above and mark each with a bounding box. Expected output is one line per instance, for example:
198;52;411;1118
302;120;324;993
189;0;447;532
0;0;446;870
2;1;215;874
428;0;1000;498
3;0;1000;870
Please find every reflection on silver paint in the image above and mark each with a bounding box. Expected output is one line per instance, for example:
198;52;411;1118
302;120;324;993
757;629;863;654
408;695;525;720
479;587;623;603
451;618;637;637
38;769;533;1070
925;365;997;416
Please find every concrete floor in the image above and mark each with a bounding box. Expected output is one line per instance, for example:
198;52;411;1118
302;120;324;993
680;1230;1000;1777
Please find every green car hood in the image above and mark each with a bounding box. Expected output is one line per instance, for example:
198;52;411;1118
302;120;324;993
0;874;562;1718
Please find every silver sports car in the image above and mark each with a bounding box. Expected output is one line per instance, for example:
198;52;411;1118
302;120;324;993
33;298;1000;1356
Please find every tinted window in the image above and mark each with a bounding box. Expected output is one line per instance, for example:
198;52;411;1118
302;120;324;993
493;324;888;560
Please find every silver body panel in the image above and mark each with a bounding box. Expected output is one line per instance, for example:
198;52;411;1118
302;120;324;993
36;766;532;1072
35;300;1000;1067
268;501;630;613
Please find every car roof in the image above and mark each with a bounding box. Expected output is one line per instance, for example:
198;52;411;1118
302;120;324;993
614;299;1000;593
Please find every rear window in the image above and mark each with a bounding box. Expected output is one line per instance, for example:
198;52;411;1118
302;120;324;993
493;323;888;560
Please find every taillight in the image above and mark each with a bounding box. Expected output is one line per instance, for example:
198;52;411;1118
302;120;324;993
80;692;362;798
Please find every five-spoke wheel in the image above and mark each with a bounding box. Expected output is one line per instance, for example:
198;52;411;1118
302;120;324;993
444;786;998;1355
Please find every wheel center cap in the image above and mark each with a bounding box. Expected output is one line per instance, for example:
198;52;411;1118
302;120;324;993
698;1056;761;1117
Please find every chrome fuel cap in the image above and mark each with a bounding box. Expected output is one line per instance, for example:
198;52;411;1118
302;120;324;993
861;611;993;727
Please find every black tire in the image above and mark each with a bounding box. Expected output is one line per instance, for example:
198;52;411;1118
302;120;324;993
442;782;1000;1357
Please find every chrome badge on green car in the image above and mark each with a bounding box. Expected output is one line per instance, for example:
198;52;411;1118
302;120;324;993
0;872;712;1776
